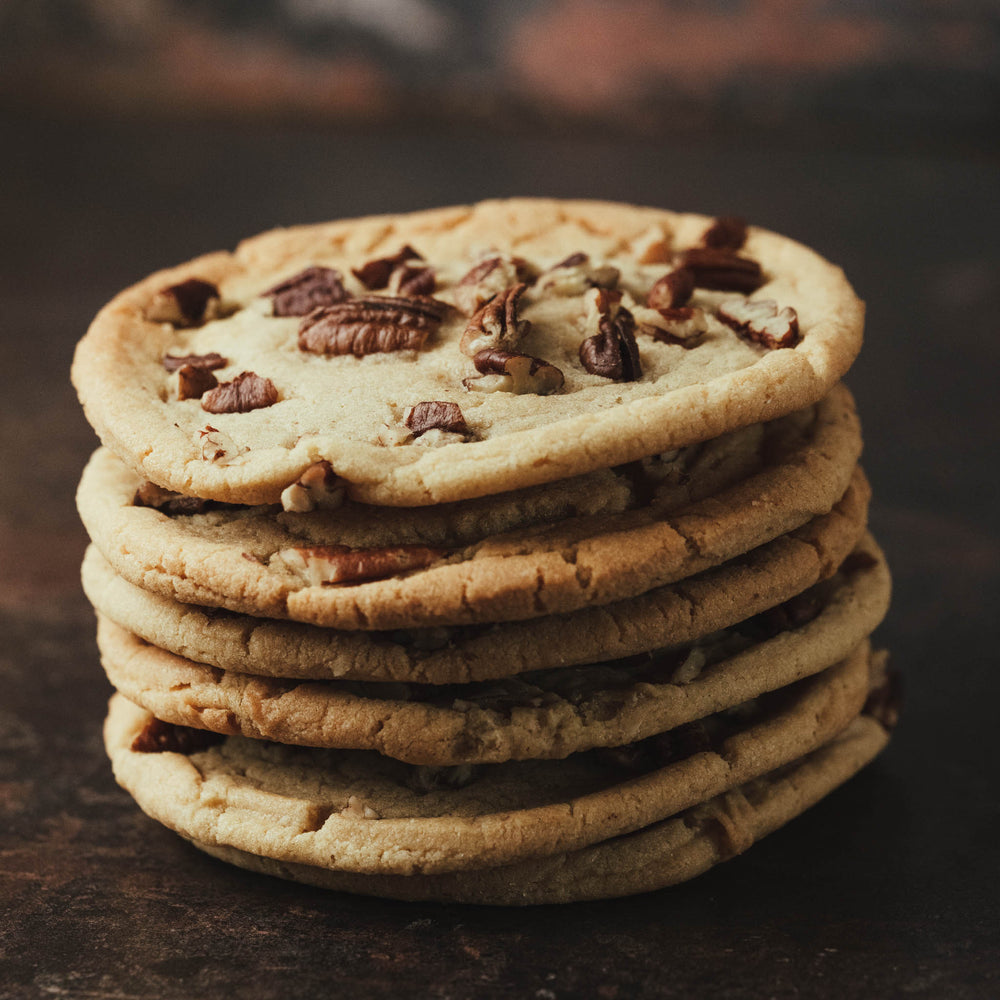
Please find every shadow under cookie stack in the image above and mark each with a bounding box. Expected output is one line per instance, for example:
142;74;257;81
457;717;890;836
72;199;897;904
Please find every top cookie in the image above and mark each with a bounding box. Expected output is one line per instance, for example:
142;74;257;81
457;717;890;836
72;199;864;506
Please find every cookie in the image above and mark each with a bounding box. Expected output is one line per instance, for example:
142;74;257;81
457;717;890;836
189;710;891;904
81;472;869;684
94;537;890;764
103;643;871;876
76;390;864;630
72;199;864;507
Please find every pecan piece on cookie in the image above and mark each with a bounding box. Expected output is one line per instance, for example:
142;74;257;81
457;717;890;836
146;279;221;327
174;363;219;401
680;248;764;293
298;296;446;356
464;348;565;395
273;543;445;587
701;216;748;251
264;266;350;316
133;480;214;516
536;252;620;297
717;298;800;349
201;371;279;413
579;288;643;381
633;305;708;348
646;268;694;309
280;460;345;513
162;352;227;372
353;246;434;296
131;717;225;754
460;283;531;357
405;401;470;437
453;254;536;314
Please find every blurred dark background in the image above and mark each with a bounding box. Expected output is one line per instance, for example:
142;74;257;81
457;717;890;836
1;0;998;147
2;4;999;999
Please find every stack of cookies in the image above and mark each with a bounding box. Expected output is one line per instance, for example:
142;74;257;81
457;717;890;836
72;199;896;904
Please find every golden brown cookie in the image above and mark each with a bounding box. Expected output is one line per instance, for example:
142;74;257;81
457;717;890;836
94;537;890;764
72;199;864;507
76;389;864;629
103;644;871;876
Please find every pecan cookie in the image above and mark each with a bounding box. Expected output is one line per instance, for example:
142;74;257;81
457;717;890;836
189;710;892;904
93;536;890;764
102;643;872;877
80;484;869;685
72;199;864;507
76;389;864;630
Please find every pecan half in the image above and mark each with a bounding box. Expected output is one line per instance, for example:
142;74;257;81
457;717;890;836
633;305;708;347
701;216;748;250
646;268;694;309
298;296;446;356
133;481;214;516
201;371;279;413
460;283;531;357
464;349;565;395
146;279;221;326
717;298;800;349
579;289;642;381
162;352;227;373
264;266;349;316
535;252;619;296
131;717;225;754
280;460;345;513
273;543;445;587
680;248;764;293
405;401;470;437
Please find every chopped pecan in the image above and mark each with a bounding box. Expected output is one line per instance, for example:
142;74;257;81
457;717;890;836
162;352;227;372
717;298;800;349
298;296;446;356
680;248;764;293
460;283;531;357
464;349;565;395
579;288;642;381
201;371;279;413
405;401;470;437
273;543;445;587
133;481;213;515
146;278;221;326
175;364;219;401
453;254;535;314
536;252;619;296
264;266;349;316
280;460;345;513
131;717;225;754
352;245;433;295
633;305;708;347
701;216;748;251
646;268;694;309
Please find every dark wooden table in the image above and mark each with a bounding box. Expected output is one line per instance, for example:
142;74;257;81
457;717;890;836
2;110;998;998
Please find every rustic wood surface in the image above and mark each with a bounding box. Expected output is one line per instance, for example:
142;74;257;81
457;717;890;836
1;110;998;998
